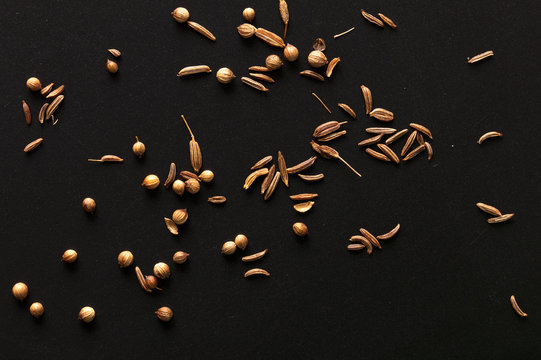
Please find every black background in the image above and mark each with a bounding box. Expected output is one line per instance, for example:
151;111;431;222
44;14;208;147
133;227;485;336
1;0;540;359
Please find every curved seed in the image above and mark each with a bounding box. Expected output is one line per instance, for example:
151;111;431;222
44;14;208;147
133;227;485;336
365;148;391;161
478;131;502;144
358;236;372;254
300;70;325;81
277;151;289;187
293;201;315;213
40;83;54;96
416;133;425;145
476;203;502;217
425;142;433;160
360;228;381;249
242;77;269;92
326;57;341;77
313;121;346;138
187;21;216;41
243;168;269;189
251;155;273;170
358;134;383;147
164;217;179;235
369;108;394;121
255;28;285;48
319;130;347;142
45;95;64;120
244;268;270;278
468;50;494;64
487;213;514;224
287;156;317;174
361;85;372;114
263;171;280;200
361;9;384;27
366;127;396;134
313;38;326;51
22;100;31;125
377;143;400;164
401;131;418;156
249;73;275;83
24;138;43;153
249;66;271;72
385;129;408;145
349;235;368;243
347;244;366;251
179;170;200;182
46;85;65;99
510;295;528;317
290;193;318;201
208;196;227;204
38;103;48;124
242;249;268;262
403;144;426;161
378;13;397;28
261;164;275;194
298;173;324;182
164;162;177;188
177;65;211;77
135;266;152;293
377;224;400;240
409;123;433;139
338;103;356;119
108;48;121;57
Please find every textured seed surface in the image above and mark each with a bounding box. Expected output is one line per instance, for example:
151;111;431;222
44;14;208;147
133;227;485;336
319;130;347;142
313;121;345;138
164;163;177;188
298;173;324;182
293;201;315;213
24;138;43;153
476;203;502;217
278;151;289;187
251;156;273;170
357;134;383;147
261;164;275;194
244;168;269;189
208;196;227;204
337;103;356;118
255;28;285;48
187;21;216;41
242;249;268;262
403;144;426;161
46;85;65;99
369;108;394;121
135;266;151;292
347;243;366;251
385;129;408;145
409;123;433;139
378;13;397;28
510;295;528;317
22;100;31;125
361;85;372;114
290;193;318;201
478;131;502;144
263;171;280;200
164;217;179;235
177;65;212;77
249;73;275;83
365;148;391;161
360;228;381;249
249;66;271;72
377;224;400;240
366;127;396;134
468;50;494;63
401;130;418;156
46;95;64;120
361;9;384;27
300;70;325;81
487;213;514;224
377;143;400;164
425;142;433;160
287;156;317;174
244;268;270;278
38;103;48;124
242;77;269;92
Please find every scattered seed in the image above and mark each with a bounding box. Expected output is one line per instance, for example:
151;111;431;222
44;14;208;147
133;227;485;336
476;203;502;217
385;129;408;145
361;9;384;27
255;27;285;48
187;21;216;41
360;228;381;249
260;164;275;194
299;70;325;81
279;0;289;38
106;59;118;73
510;295;528;317
264;171;281;200
216;67;235;83
312;93;331;114
277;151;289;187
88;155;124;163
401;130;418;156
487;213;514;224
249;66;271;72
334;27;355;39
478;131;502;144
24;138;43;153
355;235;372;254
249;73;275;83
377;224;400;240
177;65;212;77
369;108;394;121
108;48;121;57
313;38;326;51
310;141;362;178
409;123;433;139
179;170;200;182
338;103;356;119
377;143;400;164
294;201;315;213
242;249;268;262
45;95;64;120
38;103;48;124
425;142;433;160
135;266;152;293
365;148;391;161
290;193;318;201
349;235;368;243
164;163;177;188
366;127;396;134
40;83;54;96
402;144;426;161
298;173;325;182
251;156;273;170
287;156;317;174
181;115;203;172
208;196;227;204
360;85;373;114
22;100;31;125
164;217;179;235
313;121;347;138
347;243;366;251
46;85;65;99
238;23;256;38
357;134;383;147
242;77;269;92
378;13;397;28
468;50;494;64
326;57;341;78
244;268;270;278
319;130;347;142
244;168;269;189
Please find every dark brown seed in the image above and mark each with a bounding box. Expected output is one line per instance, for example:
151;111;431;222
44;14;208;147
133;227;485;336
24;138;43;153
360;228;381;249
365;148;391;161
251;155;273;170
377;143;400;164
22;100;31;125
409;123;433;139
45;95;64;120
38;103;48;124
361;9;384;27
40;83;54;96
187;21;216;41
357;134;383;147
478;131;502;144
277;151;289;187
208;196;227;204
378;13;397;28
249;73;275;83
377;224;400;240
242;77;269;92
403;144;426;161
243;168;269;189
347;244;366;251
179;170;200;182
300;70;325;81
369;108;394;121
416;133;425;145
425;142;433;160
290;193;318;201
354;236;372;254
337;103;356;119
360;85;372;114
349;235;368;243
261;164;276;194
244;268;270;278
487;213;514;224
401;130;418;156
287;156;317;174
365;127;396;134
298;173;324;182
164;162;177;188
385;129;408;145
248;66;271;72
255;28;285;48
264;171;281;200
319;130;347;142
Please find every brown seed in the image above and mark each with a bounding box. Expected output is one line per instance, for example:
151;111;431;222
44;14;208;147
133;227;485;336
377;224;400;240
478;131;503;144
369;108;394;122
365;148;391;162
237;23;256;38
416;133;425;145
200;170;215;183
82;197;96;214
24;138;43;153
366;127;396;134
172;180;185;195
87;154;124;163
313;121;347;138
248;66;271;72
349;235;368;243
163;163;177;188
208;196;227;204
347;243;366;251
290;193;318;201
141;174;160;189
12;282;28;301
187;21;216;41
294;201;314;213
132;136;145;158
378;13;397;28
313;38;326;51
263;171;281;200
235;234;249;250
277;151;289;187
45;95;64;120
319;130;347;142
360;228;381;249
244;268;270;278
357;134;383;147
249;73;275;83
106;59;118;73
46;85;65;99
425;142;433;160
153;262;170;279
251;155;273;170
62;249;78;263
310;141;337;159
261;164;276;194
172;251;189;264
242;249;268;262
409;123;433;139
402;144;426;161
468;50;494;64
242;77;269;92
299;70;325;81
265;54;283;70
334;27;355;39
78;307;96;323
22;100;31;125
117;251;134;268
181;115;203;172
244;168;269;189
185;178;200;194
312;93;332;114
216;67;236;84
177;65;212;77
356;236;373;254
279;0;289;38
326;57;341;77
222;241;237;255
385;129;408;145
337;103;356;118
361;9;384;27
108;48;121;57
283;43;299;61
26;77;42;91
164;217;179;235
292;222;309;237
243;7;255;22
255;27;285;48
360;85;373;114
135;266;151;293
145;275;162;291
29;302;45;318
476;203;502;217
40;83;54;96
487;213;514;224
155;307;173;322
510;295;528;317
401;130;418;156
171;7;189;23
308;50;328;68
377;143;400;164
298;173;325;182
179;170;200;182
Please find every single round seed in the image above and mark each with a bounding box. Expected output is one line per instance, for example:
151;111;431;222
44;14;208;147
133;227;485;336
155;306;173;322
132;136;145;158
172;251;189;264
265;54;283;70
78;306;95;323
62;249;78;263
12;282;28;302
234;234;248;251
172;180;185;195
221;241;237;255
216;68;235;84
145;275;160;290
82;197;96;214
237;23;256;38
199;170;214;182
171;7;189;23
172;209;188;225
29;302;44;318
153;262;170;279
141;174;160;189
242;7;255;22
117;250;134;268
185;178;200;194
283;43;299;61
26;77;42;91
308;50;328;68
106;59;118;73
292;222;309;237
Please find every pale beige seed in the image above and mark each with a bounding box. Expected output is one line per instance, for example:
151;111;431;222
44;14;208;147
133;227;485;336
377;143;400;164
261;164;276;194
108;48;121;57
38;103;48;124
249;73;275;83
40;82;54;96
45;95;64;120
357;134;383;147
135;266;151;293
312;93;331;113
294;201;315;213
313;121;346;138
313;38;326;51
242;77;269;92
187;21;216;41
264;171;281;200
366;127;396;134
360;228;381;249
222;241;237;255
290;193;318;201
338;103;356;118
487;213;514;224
478;131;503;144
242;249;268;262
385;129;408;145
177;65;212;77
172;7;189;23
251;156;273;170
172;180;185;195
334;27;355;39
369;108;394;122
347;243;366;251
244;268;270;278
244;168;269;190
279;0;289;38
416;133;425;145
265;54;283;70
365;148;391;162
46;85;65;99
200;170;214;183
361;85;373;114
277;151;289;187
238;23;256;38
510;295;528;317
300;70;325;81
249;66;271;72
88;155;124;163
283;43;299;61
234;234;248;250
208;196;227;204
476;203;502;217
425;142;433;160
361;9;384;27
403;144;426;161
164;217;179;235
243;7;255;22
401;130;418;156
377;224;400;240
468;50;494;64
409;123;433;139
298;173;324;182
216;67;236;84
172;209;188;225
319;130;347;142
24;138;43;153
255;27;285;48
287;156;317;174
308;50;328;68
164;162;176;188
378;13;397;28
326;57;341;77
22;100;31;125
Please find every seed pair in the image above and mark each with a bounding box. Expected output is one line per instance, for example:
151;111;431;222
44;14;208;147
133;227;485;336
171;7;216;41
361;10;397;29
476;203;514;224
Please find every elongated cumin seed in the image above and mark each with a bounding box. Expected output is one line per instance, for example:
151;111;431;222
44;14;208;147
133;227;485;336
242;249;268;262
355;236;372;254
468;50;494;64
187;21;216;41
409;123;433;139
251;155;273;170
177;65;211;77
369;108;394;121
255;27;285;48
361;9;384;27
377;143;400;164
366;127;396;134
243;168;269;189
38;103;48;124
403;144;426;161
385;128;408;145
510;295;528;317
24;138;44;153
365;148;391;161
326;57;341;78
357;134;383;147
263;171;280;200
487;213;514;224
349;235;368;243
360;228;381;249
319;130;347;142
338;103;356;118
401;130;418;156
40;83;54;96
476;203;502;217
244;268;270;278
88;155;124;162
478;131;502;144
164;162;177;188
313;121;347;138
45;95;64;120
277;151;289;187
290;193;318;201
312;93;331;114
135;266;151;292
242;77;269;92
249;66;271;72
22;100;31;125
179;170;200;181
361;85;372;114
377;224;400;240
293;201;315;213
108;48;121;57
287;156;317;174
261;164;275;194
164;217;179;235
249;73;275;83
298;173;324;182
347;243;366;251
279;0;289;38
416;133;425;145
300;70;325;81
334;27;355;39
208;196;227;204
424;142;433;160
46;85;65;99
378;13;397;28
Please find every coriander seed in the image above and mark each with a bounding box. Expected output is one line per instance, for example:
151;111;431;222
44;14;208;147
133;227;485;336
185;178;200;194
26;77;42;91
221;241;237;255
265;54;283;70
216;68;236;84
234;234;248;251
172;180;185;195
153;262;170;279
145;275;162;290
117;250;134;268
172;209;188;225
62;249;78;263
243;7;255;22
82;197;96;214
141;174;160;189
106;59;118;73
12;282;28;302
29;302;44;318
171;7;189;23
78;306;95;323
293;222;309;236
237;23;256;38
173;251;189;264
308;50;328;68
283;43;299;61
199;170;214;182
132;136;145;158
155;306;173;322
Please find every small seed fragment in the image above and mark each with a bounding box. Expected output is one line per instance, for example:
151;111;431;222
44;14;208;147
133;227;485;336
164;163;177;188
385;129;408;145
300;70;325;81
337;103;356;119
369;108;394;122
261;165;276;194
208;196;227;204
255;27;285;48
478;131;502;144
298;173;325;182
377;224;400;240
22;100;31;125
366;127;396;134
164;217;179;235
290;193;318;201
177;65;212;77
249;73;275;83
416;133;425;145
45;95;64;120
277;151;289;187
312;93;331;114
476;203;502;217
263;171;281;200
242;249;268;262
468;50;494;64
409;123;433;139
135;266;151;293
319;130;347;142
360;85;373;114
377;143;400;164
326;57;341;77
487;213;514;224
510;295;528;317
251;155;273;170
24;138;43;153
108;48;121;57
365;148;391;162
357;134;383;147
361;9;384;27
46;85;65;99
378;13;397;28
402;144;426;161
313;38;326;51
334;27;355;39
187;21;216;41
242;77;269;92
244;168;269;190
401;130;418;156
293;201;315;213
244;268;270;278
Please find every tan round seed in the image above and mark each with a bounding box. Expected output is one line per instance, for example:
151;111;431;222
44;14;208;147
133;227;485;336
308;50;328;68
26;77;42;91
29;302;44;318
172;251;189;264
216;68;235;84
82;197;96;214
199;170;214;182
234;234;248;251
237;23;256;38
155;306;173;322
141;174;160;189
283;43;299;61
62;249;78;263
117;250;134;268
265;54;283;70
172;180;185;195
221;241;237;255
153;262;170;279
106;59;118;73
171;7;189;23
132;136;145;158
292;222;309;237
78;306;95;323
12;282;28;302
243;7;255;22
172;209;188;225
185;178;200;194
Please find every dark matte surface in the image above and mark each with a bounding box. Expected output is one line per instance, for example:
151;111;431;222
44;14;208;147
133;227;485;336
1;0;540;358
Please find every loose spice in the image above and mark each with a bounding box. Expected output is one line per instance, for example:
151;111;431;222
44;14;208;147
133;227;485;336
82;197;96;213
385;129;408;145
313;38;326;51
234;234;249;250
29;302;44;318
357;134;383;147
244;168;269;189
326;57;341;77
251;156;273;170
216;67;236;84
141;174;160;189
487;213;514;224
294;201;315;213
238;23;256;38
38;103;48;124
243;7;255;22
78;306;96;323
347;244;366;251
310;141;362;178
409;123;433;139
360;85;373;114
222;241;237;255
255;28;285;48
208;196;227;204
308;50;328;68
172;209;188;225
261;165;275;194
319;130;347;142
365;127;396;134
298;173;325;182
277;151;289;187
171;7;190;23
337;103;356;118
313;121;347;138
153;262;170;279
369;108;394;121
365;148;390;161
12;282;28;301
290;193;318;201
377;224;400;240
242;249;268;262
292;222;309;236
61;249;78;263
135;266;151;292
117;251;134;268
132;136;145;158
199;170;214;182
263;171;281;200
476;203;502;217
360;228;381;249
300;70;325;81
45;95;64;120
187;21;216;41
173;251;189;264
26;77;42;91
164;162;177;188
164;217;179;235
249;73;275;83
22;100;31;125
181;115;203;172
107;48;121;57
24;138;43;153
425;142;433;160
361;9;384;27
279;0;289;38
265;54;283;70
377;143;400;164
478;131;502;144
46;85;65;99
172;180;185;195
401;130;418;156
249;65;271;72
40;83;54;96
378;13;397;28
106;59;118;73
177;65;212;77
155;307;173;322
402;144;426;161
283;43;299;61
179;170;200;182
242;77;269;92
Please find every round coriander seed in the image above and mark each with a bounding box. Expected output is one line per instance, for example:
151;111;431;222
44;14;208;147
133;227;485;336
141;174;160;189
284;43;299;62
29;302;44;318
171;7;189;23
234;234;248;251
106;59;118;73
172;209;188;225
82;197;96;214
185;178;200;194
199;170;214;182
78;306;95;323
265;54;283;70
237;23;256;38
308;50;328;68
242;7;255;22
216;68;236;84
221;241;237;255
62;249;78;263
117;250;134;268
172;180;185;196
153;262;170;279
155;306;173;322
172;251;189;264
12;282;28;302
293;222;309;237
145;275;162;290
26;77;42;91
132;136;145;158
